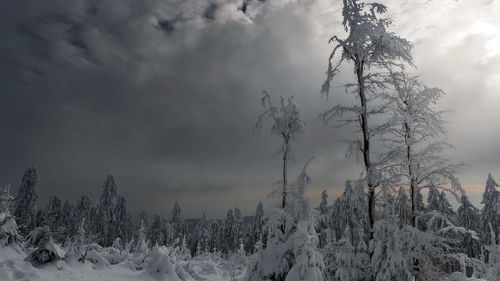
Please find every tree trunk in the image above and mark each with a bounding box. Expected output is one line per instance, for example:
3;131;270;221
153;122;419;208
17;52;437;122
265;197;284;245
356;57;377;281
404;120;418;228
282;138;289;209
355;59;375;241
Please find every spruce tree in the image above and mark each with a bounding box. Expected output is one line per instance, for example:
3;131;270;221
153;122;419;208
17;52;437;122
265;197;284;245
94;175;119;246
75;194;92;232
456;194;481;258
233;207;244;252
13;167;39;235
0;185;22;246
395;187;411;226
331;180;368;244
149;214;165;246
481;173;500;245
60;200;76;239
45;196;63;240
223;208;235;254
170;201;186;242
248;201;265;251
113;195;133;243
317;190;329;248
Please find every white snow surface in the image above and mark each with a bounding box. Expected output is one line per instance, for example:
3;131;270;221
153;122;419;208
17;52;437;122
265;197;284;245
0;245;248;281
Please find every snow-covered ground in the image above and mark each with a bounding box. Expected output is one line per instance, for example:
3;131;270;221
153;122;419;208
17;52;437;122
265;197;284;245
0;245;248;281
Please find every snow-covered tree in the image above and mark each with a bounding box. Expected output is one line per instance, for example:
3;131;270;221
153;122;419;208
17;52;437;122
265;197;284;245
248;201;265;252
255;91;305;209
223;208;235;254
27;225;65;264
395;187;411;226
93;175;119;246
481;173;500;245
456;194;481;258
135;219;148;257
233;207;244;251
333;230;365;281
439;191;455;218
383;69;462;228
457;195;480;232
60;200;76;239
245;158;324;281
330;180;368;244
191;212;211;255
44;196;64;240
113;195;133;243
149;214;165;246
372;215;412;281
320;0;413;241
75;194;92;234
170;201;187;241
399;225;449;281
13;167;39;235
0;185;22;246
316;190;330;248
487;226;500;281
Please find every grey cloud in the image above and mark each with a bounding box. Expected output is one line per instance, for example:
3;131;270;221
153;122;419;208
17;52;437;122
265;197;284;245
0;0;498;217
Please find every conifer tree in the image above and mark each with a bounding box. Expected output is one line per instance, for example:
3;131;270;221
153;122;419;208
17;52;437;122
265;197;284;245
317;190;330;248
94;175;119;246
75;194;92;232
0;185;22;246
13;167;39;235
331;180;368;244
233;207;244;252
395;187;411;226
170;201;187;241
149;214;165;246
456;194;481;258
60;200;76;239
44;196;63;240
481;173;500;245
113;195;133;243
223;208;235;254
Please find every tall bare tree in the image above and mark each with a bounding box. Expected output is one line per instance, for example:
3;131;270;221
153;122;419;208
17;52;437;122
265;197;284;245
255;91;305;209
320;0;413;240
382;69;462;228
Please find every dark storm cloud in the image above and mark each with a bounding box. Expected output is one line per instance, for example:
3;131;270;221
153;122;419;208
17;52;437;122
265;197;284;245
0;0;499;217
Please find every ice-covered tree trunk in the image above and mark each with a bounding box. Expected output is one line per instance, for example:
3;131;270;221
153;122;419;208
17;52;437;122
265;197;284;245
355;58;377;241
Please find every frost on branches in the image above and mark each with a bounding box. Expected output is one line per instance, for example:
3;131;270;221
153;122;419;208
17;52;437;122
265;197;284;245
320;0;413;247
255;90;305;209
245;159;324;281
0;185;22;246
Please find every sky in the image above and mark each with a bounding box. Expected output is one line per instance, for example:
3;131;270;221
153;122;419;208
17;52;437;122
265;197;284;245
0;0;499;219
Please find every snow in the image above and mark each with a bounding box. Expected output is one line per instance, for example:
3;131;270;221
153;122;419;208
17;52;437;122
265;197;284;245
0;245;250;281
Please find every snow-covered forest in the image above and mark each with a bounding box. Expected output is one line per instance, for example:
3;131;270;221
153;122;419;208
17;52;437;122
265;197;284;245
1;0;499;281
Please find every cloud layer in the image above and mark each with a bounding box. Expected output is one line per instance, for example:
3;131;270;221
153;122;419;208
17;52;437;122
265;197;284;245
0;0;499;217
